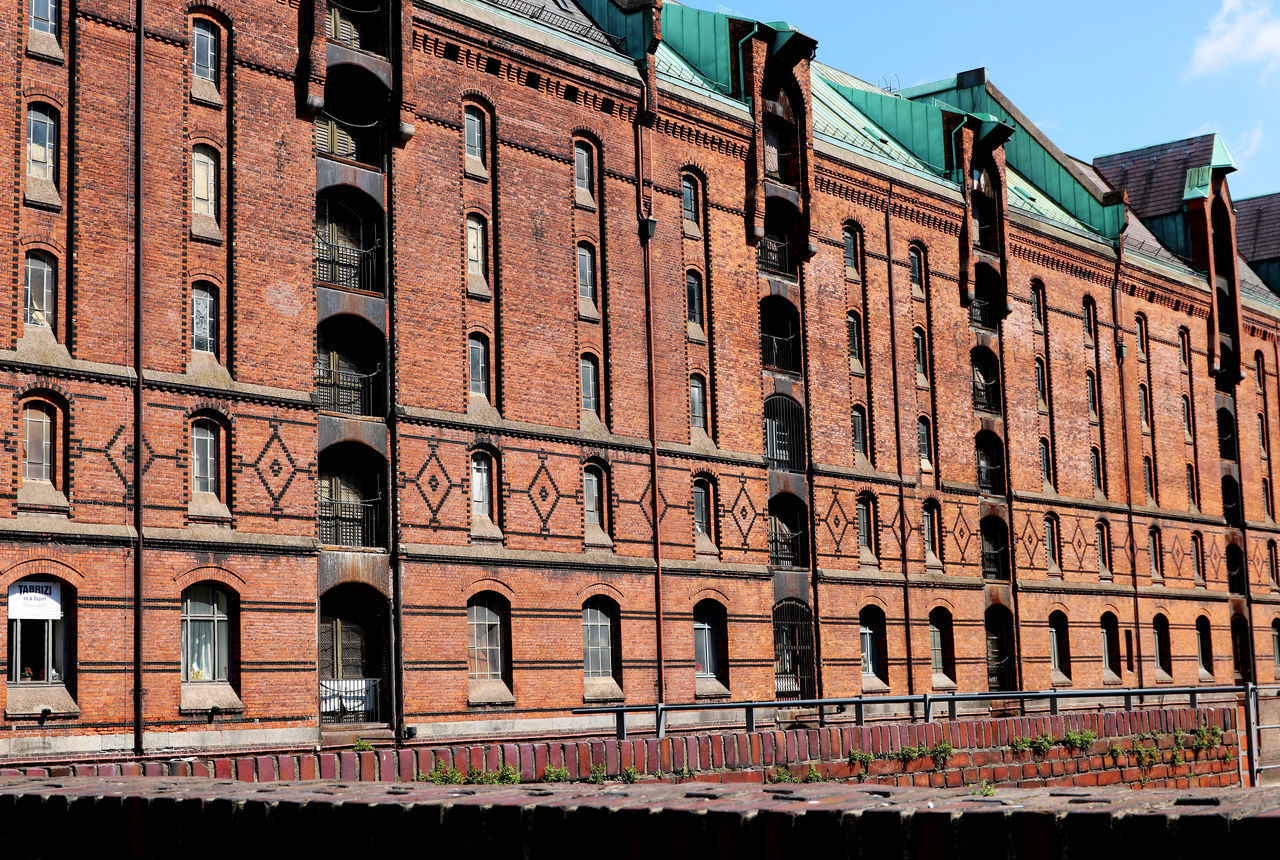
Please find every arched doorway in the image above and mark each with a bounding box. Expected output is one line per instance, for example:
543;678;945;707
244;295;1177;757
772;598;815;700
319;583;390;724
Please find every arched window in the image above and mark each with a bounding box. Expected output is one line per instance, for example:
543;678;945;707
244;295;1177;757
976;432;1004;494
693;599;728;688
1034;357;1047;407
985;605;1016;691
681;174;700;225
686;270;704;327
580;354;600;417
917;416;933;469
1090;446;1104;494
970;265;1003;328
26;103;57;182
692;477;714;544
1179;328;1191;368
181;583;236;684
192;144;218;222
852;405;869;460
980;516;1008;579
1134;314;1148;359
1044;514;1060;571
1095;520;1111;576
1101;612;1121;679
689;374;707;432
573;140;595;204
1196;615;1214;677
315;190;382;293
1086;370;1098;420
191;418;222;499
1143;455;1156;502
1218;408;1237;461
470;451;496;527
1082;296;1097;345
859;605;888;684
908;245;925;295
1182;395;1193;439
768;493;809;568
192;18;219;86
582;596;621;687
1223;475;1243;527
1269;540;1279;586
847;311;864;373
1232;614;1253;682
463;105;487;167
1153;614;1173;677
24;252;55;329
760;296;801;374
1187;463;1199;509
8;576;74;690
576;242;597;305
1227;543;1246;594
1273;621;1280;674
1192;533;1205;583
1039;437;1053;488
583;464;608;536
192;282;218;356
1264;478;1273;520
843;223;863;280
467;592;510;685
929;607;955;683
763;395;805;472
1148;526;1163;579
913;327;929;383
1257;351;1266;392
1138;383;1151;430
856;494;876;559
466;214;488;281
1261;414;1270;459
318;443;385;548
772;598;816;699
468;333;489;398
922;499;941;564
22;400;57;487
1049;611;1071;680
971;348;1001;412
1031;280;1047;330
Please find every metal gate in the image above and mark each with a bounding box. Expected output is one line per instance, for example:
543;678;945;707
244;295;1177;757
773;599;816;700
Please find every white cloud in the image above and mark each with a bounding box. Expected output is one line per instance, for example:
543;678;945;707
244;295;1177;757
1187;0;1280;79
1237;120;1265;161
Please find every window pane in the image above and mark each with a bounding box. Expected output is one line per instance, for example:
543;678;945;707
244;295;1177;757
27;108;55;180
467;600;504;680
582;603;613;678
580;357;598;414
686;272;702;325
193;150;216;217
690;378;705;429
694;617;716;677
577;246;595;302
574;144;591;191
471;456;490;520
193;286;215;353
30;0;56;34
193;21;217;83
464;109;483;161
193;423;217;495
25;255;54;328
466;217;486;278
468;337;488;397
682;177;697;222
23;405;51;483
693;483;709;535
583;470;600;526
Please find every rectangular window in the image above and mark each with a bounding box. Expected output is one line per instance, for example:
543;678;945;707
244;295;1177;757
582;604;613;678
929;623;944;673
574;143;592;193
690;379;706;430
466;217;487;279
693;618;716;678
464;109;484;163
27;108;55;181
686;272;703;326
25;255;54;328
857;501;872;551
470;457;490;521
583;470;601;527
192;286;216;354
30;0;56;35
693;483;710;536
192;424;217;495
922;506;936;557
577;246;596;303
580;358;598;415
467;602;504;681
860;625;876;676
23;406;50;483
468;338;488;397
852;410;867;456
192;149;216;218
681;177;698;224
181;585;230;682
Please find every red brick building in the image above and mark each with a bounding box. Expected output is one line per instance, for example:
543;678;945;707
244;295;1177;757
1;0;1278;759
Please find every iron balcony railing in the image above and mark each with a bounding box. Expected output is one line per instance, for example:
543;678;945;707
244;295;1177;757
969;297;997;329
314;237;380;293
977;462;1004;494
315;364;381;416
981;545;1008;579
315;116;385;170
319;677;382;724
768;527;806;569
318;497;384;548
973;377;1001;412
760;333;798;373
757;236;791;275
327;0;388;56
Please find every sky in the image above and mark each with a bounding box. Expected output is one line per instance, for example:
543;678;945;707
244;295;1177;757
709;0;1280;200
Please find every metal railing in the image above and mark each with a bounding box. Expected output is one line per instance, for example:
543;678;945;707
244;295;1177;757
768;527;806;569
757;236;791;275
977;461;1004;494
981;545;1008;579
315;364;381;416
1250;683;1280;785
319;677;382;724
315;237;381;293
318;497;384;548
575;683;1250;744
973;377;1001;412
760;333;798;373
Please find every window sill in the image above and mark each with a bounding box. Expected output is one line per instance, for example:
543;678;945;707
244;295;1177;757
467;274;492;300
861;675;889;694
849;359;864;376
573;189;597;211
1155;670;1174;684
694;676;731;699
687;321;707;344
682;220;702;240
16;481;69;516
470;515;504;543
584;524;614;551
6;683;78;719
1102;671;1123;686
24;177;61;211
190;78;224;108
583;677;624;703
1051;671;1072;687
931;674;956;691
464;157;489;182
191;215;224;245
916;374;929;389
188;493;232;525
26;29;63;64
845;266;861;283
577;297;600;322
179;681;244;715
467;679;514;707
1199;669;1215;683
694;532;719;558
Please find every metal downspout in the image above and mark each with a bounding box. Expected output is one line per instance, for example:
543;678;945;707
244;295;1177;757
132;0;146;757
882;181;917;712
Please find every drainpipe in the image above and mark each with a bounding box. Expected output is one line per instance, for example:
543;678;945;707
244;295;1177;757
131;0;146;757
881;180;917;712
1111;224;1146;688
633;64;665;709
735;24;760;103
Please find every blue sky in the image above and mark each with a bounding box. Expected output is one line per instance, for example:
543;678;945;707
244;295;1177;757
710;0;1280;200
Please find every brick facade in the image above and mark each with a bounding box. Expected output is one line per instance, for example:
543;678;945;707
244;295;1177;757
0;0;1277;760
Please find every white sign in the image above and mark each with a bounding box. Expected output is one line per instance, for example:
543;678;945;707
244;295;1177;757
8;581;61;620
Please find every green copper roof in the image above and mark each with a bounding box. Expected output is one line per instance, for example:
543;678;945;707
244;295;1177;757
900;73;1126;239
574;0;653;59
1211;134;1238;172
818;78;950;176
660;3;735;95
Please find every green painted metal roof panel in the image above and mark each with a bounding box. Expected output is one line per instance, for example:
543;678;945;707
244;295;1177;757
1211;134;1238;171
820;78;949;176
660;4;733;95
575;0;651;59
810;73;934;173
